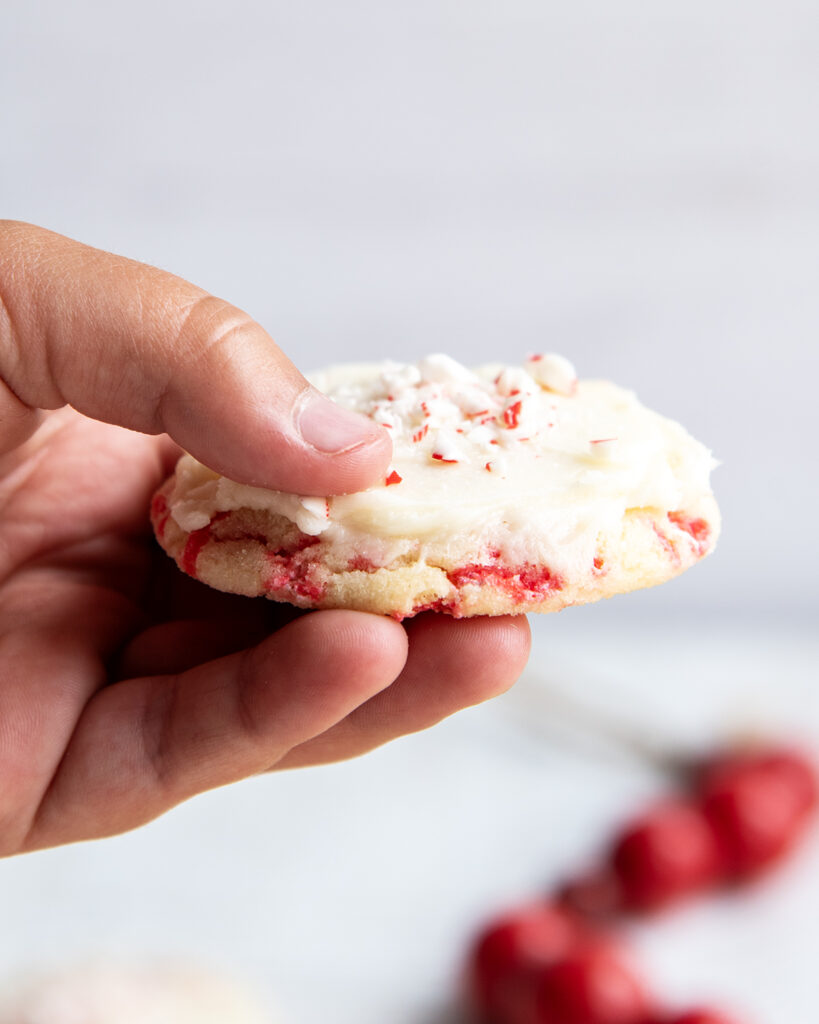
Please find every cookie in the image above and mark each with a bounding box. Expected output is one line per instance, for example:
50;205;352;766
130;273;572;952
0;963;271;1024
152;354;719;619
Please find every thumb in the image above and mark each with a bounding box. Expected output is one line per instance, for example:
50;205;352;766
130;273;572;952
0;221;391;495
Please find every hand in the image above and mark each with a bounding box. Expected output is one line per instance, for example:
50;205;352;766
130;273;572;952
0;222;530;854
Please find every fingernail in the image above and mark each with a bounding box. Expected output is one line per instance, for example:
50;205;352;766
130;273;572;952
296;388;383;454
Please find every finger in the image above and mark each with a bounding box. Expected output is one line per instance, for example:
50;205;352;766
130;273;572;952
114;608;302;679
23;611;408;850
0;221;391;494
114;619;271;679
276;614;531;768
116;554;304;678
0;568;144;854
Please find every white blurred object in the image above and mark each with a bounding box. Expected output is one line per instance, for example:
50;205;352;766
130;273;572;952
0;963;272;1024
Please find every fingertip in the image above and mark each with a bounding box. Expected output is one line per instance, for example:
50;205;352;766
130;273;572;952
295;388;391;458
314;421;394;495
291;609;409;679
406;613;531;704
292;384;394;493
251;608;409;705
484;613;532;679
463;614;532;700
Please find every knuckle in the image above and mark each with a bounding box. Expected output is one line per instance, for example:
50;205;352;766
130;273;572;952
154;300;259;436
156;295;263;430
174;294;258;369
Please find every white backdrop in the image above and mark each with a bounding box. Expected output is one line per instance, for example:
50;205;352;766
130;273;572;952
3;0;818;620
2;3;819;1022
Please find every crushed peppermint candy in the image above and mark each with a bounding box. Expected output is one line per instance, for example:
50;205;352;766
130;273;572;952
314;354;583;472
431;427;462;464
502;400;523;430
484;452;509;475
301;496;330;521
495;366;538;398
417;353;476;386
526;352;578;396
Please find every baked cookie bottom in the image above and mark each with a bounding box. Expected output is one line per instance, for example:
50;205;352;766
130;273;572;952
151;480;719;620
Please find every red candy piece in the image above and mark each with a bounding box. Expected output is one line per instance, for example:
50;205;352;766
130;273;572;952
534;941;655;1024
698;746;818;879
609;800;724;912
503;400;523;429
467;903;585;1022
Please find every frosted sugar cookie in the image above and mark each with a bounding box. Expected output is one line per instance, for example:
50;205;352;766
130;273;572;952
152;354;719;619
0;963;271;1024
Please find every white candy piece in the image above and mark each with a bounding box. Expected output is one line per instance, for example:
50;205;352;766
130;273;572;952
371;402;400;431
465;424;495;449
380;362;421;390
301;496;330;519
451;384;496;416
418;353;479;386
526;353;578;396
494;366;537;397
430;427;462;463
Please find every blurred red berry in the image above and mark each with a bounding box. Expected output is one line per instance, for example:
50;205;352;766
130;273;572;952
534;940;655;1024
559;868;622;919
467;902;586;1022
609;800;724;911
699;747;817;813
698;746;818;879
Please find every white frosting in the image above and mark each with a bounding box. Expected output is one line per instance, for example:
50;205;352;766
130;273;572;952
167;355;717;579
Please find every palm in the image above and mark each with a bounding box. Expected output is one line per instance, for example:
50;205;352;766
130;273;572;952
0;411;171;681
0;408;288;671
0;412;529;855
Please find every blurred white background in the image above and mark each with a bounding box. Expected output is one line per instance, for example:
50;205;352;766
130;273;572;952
2;1;818;1021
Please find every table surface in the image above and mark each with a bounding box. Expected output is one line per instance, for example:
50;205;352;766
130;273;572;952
0;612;816;1024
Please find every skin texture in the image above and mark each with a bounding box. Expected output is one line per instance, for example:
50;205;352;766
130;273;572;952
0;222;531;855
